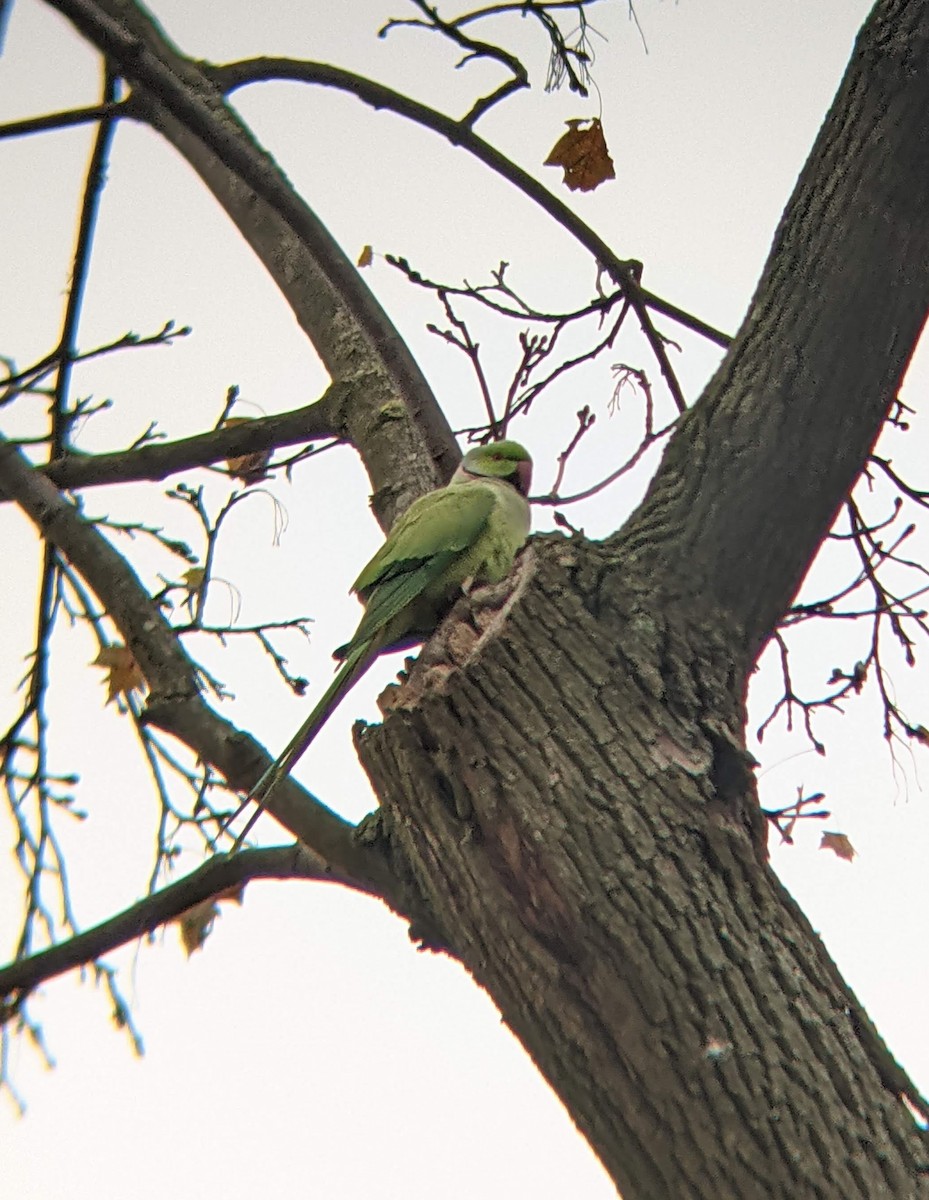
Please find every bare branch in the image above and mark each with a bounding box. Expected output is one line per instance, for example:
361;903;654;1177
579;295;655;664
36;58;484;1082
427;293;498;429
0;435;398;898
0;436;200;697
0;844;371;1005
391;256;654;447
38;389;342;492
211;56;730;386
0;321;189;400
384;0;530;124
48;0;460;519
549;404;596;495
0;73;125;982
388;254;625;323
52;65;120;454
762;787;830;846
870;454;929;507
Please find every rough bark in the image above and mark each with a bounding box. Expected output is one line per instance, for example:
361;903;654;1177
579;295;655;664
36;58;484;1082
617;0;929;656
359;541;928;1199
353;4;929;1195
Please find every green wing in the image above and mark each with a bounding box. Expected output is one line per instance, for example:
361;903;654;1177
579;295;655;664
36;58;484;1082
229;462;529;848
349;484;496;649
353;485;495;596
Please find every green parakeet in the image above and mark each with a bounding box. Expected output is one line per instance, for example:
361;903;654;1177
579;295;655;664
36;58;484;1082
229;440;532;846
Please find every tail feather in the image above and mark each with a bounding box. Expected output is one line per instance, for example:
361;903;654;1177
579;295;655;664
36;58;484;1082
227;638;377;848
268;641;374;783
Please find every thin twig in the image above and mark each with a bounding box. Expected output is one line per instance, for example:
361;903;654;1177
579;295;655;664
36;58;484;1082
0;98;131;142
212;58;731;362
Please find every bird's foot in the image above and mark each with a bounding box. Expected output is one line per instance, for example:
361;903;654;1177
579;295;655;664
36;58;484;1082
379;546;537;715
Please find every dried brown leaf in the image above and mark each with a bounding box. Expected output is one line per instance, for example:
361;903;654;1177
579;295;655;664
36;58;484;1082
820;831;856;862
177;899;218;957
174;885;246;957
182;566;206;591
544;118;616;192
222;416;271;484
93;645;146;703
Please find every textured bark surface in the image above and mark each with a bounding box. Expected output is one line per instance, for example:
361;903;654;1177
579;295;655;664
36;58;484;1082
358;10;929;1192
359;541;928;1199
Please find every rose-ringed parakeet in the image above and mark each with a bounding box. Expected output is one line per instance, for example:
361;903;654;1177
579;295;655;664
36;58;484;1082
228;440;532;847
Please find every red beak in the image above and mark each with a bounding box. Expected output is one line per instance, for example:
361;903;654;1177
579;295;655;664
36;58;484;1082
516;458;533;497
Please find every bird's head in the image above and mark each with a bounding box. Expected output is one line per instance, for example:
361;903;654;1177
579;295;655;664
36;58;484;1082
456;440;532;496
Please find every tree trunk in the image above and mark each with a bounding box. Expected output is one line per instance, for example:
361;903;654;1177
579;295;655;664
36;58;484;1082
359;542;928;1198
356;4;929;1193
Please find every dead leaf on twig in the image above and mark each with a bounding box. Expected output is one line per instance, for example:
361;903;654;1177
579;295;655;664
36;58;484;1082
93;645;146;704
174;884;245;957
544;118;616;192
222;416;271;484
820;831;856;862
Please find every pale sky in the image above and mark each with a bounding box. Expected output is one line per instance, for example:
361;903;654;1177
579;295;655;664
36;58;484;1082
2;2;928;1198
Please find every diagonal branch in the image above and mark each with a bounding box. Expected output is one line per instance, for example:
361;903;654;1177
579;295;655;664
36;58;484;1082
397;0;531;124
0;436;398;901
0;436;199;698
610;1;929;657
52;65;121;456
1;68;123;972
0;97;131;141
211;56;729;401
0;843;368;1004
44;0;460;527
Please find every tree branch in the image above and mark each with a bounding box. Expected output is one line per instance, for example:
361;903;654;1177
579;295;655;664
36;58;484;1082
0;436;399;901
0;843;370;1003
44;0;460;527
396;0;530;125
0;69;122;971
611;0;929;656
211;55;730;383
41;387;343;491
0;436;199;698
0;97;131;141
53;65;120;455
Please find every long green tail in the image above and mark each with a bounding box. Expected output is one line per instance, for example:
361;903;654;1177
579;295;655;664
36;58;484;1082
228;640;376;849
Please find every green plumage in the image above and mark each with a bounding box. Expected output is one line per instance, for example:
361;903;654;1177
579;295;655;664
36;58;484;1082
229;441;532;847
